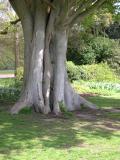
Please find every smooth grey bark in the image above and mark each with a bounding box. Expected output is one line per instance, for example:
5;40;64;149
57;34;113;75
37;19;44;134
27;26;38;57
11;2;47;114
42;8;56;114
28;3;46;113
10;0;96;115
22;16;33;87
51;29;96;113
11;27;96;114
52;29;67;114
64;81;96;111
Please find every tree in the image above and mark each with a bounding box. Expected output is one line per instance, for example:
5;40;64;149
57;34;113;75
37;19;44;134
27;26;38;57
8;0;111;115
0;0;21;71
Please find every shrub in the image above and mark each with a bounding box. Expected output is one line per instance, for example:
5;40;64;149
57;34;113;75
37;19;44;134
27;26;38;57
16;67;24;81
0;78;21;103
66;61;80;82
85;82;120;91
72;81;120;96
78;63;119;82
67;61;119;82
67;33;120;74
67;31;95;65
78;46;96;65
0;50;15;70
107;42;120;74
14;67;24;89
90;37;117;63
0;88;20;103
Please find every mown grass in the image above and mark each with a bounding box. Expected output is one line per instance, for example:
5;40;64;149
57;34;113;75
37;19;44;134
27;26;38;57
0;70;15;74
0;95;120;160
0;78;15;88
87;95;120;109
0;78;120;160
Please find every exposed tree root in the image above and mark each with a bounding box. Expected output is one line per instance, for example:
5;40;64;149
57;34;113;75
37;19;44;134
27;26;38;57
65;82;96;111
10;101;31;114
53;102;61;115
79;96;97;110
11;96;51;115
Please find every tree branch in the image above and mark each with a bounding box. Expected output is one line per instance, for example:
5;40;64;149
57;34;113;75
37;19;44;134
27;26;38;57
67;0;107;26
68;0;92;20
0;18;20;35
0;27;8;35
9;0;31;20
43;0;56;9
9;0;33;38
10;18;20;25
9;0;19;16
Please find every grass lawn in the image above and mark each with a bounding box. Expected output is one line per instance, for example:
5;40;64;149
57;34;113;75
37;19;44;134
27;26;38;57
87;95;120;109
0;70;15;75
0;78;15;88
0;95;120;160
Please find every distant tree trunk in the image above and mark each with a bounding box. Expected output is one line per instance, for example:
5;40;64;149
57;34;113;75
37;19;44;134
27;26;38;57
10;0;96;115
14;28;20;75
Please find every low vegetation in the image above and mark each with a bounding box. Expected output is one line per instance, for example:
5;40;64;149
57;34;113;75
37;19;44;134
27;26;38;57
67;62;119;82
0;70;14;74
0;67;120;160
0;94;120;160
72;81;120;96
0;75;120;103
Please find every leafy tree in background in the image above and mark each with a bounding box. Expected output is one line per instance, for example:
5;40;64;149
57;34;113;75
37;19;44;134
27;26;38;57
0;0;23;71
67;2;120;67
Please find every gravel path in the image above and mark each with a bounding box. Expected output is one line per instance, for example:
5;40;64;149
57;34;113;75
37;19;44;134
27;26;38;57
0;74;15;78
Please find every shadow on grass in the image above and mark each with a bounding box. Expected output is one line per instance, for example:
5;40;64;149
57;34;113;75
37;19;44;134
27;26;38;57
0;96;120;157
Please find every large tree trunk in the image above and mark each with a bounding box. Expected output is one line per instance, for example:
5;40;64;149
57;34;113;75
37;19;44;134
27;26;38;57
10;1;96;115
50;29;96;114
52;29;67;114
11;2;47;114
11;27;96;114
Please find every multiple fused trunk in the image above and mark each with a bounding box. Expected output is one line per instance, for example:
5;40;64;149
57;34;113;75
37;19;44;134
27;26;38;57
11;1;96;115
